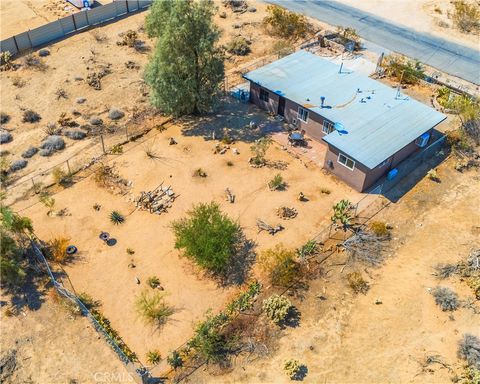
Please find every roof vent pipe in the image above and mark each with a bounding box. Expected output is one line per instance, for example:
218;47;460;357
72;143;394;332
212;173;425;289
320;96;325;108
339;62;344;74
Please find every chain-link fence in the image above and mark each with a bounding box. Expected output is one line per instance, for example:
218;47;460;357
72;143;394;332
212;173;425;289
29;237;149;384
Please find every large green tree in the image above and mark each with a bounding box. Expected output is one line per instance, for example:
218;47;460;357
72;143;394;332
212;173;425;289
145;0;225;116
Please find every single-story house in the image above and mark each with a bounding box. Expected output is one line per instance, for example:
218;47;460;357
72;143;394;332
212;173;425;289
243;50;447;192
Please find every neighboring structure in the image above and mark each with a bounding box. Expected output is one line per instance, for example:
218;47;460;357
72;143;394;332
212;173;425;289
243;50;447;192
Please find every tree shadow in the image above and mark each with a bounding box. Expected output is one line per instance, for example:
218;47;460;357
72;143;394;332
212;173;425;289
220;237;257;286
293;364;308;381
179;97;284;144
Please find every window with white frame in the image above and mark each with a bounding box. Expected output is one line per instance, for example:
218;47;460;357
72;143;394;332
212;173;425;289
322;120;334;134
297;107;309;122
259;89;269;102
337;153;355;170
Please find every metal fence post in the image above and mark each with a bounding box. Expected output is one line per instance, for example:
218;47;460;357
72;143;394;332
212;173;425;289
100;134;106;154
125;126;129;140
31;177;36;191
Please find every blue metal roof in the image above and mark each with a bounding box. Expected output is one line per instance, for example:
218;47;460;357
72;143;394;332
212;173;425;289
243;50;447;169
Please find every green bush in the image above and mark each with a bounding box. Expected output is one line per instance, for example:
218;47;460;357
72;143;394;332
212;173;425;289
135;290;174;327
268;173;286;191
383;55;425;85
284;359;304;380
147;276;161;289
110;211;125;225
264;5;311;40
225;36;251;56
259;244;298;286
167;350;184;370
172;202;241;274
263;294;293;324
250;137;272;166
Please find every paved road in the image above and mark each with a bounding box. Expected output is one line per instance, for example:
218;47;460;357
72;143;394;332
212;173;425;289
267;0;480;85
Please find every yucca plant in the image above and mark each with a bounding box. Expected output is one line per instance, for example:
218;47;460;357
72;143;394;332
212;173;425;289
146;350;161;365
110;211;125;225
268;173;286;191
135;290;174;328
167;350;183;370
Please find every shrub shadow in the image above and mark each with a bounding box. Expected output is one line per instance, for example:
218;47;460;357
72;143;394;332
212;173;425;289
220;237;257;286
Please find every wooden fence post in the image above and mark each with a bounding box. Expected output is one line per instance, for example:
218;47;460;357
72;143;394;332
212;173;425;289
66;159;72;175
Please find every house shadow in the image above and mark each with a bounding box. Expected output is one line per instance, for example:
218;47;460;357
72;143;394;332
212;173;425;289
180;97;284;144
368;130;449;203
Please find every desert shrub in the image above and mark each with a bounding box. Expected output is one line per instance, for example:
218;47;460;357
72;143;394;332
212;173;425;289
0;51;14;70
458;334;480;370
39;192;55;212
284;359;305;380
167;351;183;370
434;263;458;279
52;166;72;186
296;240;318;259
0;112;10;124
263;294;293;324
21;146;38;158
110;211;125;225
147;276;161;289
146;350;161;365
445;95;480;145
118;30;138;47
77;292;100;310
331;199;354;229
46;236;70;263
11;76;26;87
9;159;27;172
271;40;294;58
268;173;286;191
264;5;311;40
259;244;299;286
172;202;241;274
467;277;480;300
55;88;68;100
452;1;480;33
225;36;251;56
108;107;125;120
320;187;331;194
0;157;10;186
427;169;440;182
226;161;234;167
64;130;87;140
24;54;47;71
382;55;425;85
369;221;390;237
346;271;369;294
89;116;103;126
135;289;174;327
126;248;135;255
432;286;459;311
0;130;12;144
250;137;272;166
22;109;41;123
110;144;123;154
193;168;207;177
40;135;65;152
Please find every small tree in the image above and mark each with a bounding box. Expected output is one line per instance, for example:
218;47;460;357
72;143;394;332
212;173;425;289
172;202;241;274
250;137;272;166
145;0;224;116
259;244;299;286
263;294;293;324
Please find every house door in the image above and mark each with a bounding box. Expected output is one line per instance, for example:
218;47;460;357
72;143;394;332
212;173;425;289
278;96;286;116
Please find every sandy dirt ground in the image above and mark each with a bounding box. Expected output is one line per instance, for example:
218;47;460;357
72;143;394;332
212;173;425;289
187;155;480;384
336;0;480;50
15;105;360;371
0;295;134;384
